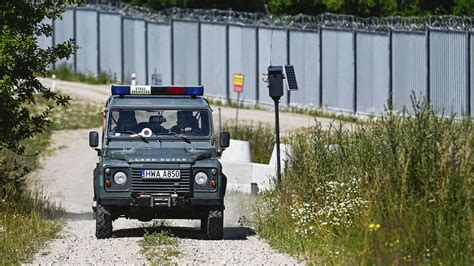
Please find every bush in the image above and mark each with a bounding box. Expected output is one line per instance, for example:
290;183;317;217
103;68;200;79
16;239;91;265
255;100;473;264
223;122;275;164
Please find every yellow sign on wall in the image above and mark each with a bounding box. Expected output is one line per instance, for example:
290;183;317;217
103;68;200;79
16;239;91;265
233;73;245;93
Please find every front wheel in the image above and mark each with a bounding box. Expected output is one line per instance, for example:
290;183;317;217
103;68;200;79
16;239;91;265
206;210;224;240
96;205;113;239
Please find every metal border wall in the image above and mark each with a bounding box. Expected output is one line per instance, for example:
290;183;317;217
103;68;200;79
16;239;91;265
47;4;474;118
392;31;427;113
288;29;320;108
321;28;355;112
147;22;172;85
429;30;468;116
200;22;227;97
99;12;122;82
356;31;390;115
76;9;99;75
228;25;258;102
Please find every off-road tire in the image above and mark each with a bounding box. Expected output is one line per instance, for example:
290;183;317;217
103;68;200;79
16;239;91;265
200;216;208;232
96;205;112;239
206;210;224;240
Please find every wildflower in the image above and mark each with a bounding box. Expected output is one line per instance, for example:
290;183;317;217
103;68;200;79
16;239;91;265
368;223;381;231
0;226;6;233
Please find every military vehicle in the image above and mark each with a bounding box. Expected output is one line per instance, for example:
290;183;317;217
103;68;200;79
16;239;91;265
89;85;230;240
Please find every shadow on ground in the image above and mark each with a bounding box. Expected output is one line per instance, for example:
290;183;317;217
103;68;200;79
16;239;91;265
113;225;256;240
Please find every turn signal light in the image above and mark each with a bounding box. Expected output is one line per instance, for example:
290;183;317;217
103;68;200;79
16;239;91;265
211;179;217;188
105;179;112;187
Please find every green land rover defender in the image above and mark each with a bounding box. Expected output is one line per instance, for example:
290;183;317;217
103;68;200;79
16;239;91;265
89;85;230;240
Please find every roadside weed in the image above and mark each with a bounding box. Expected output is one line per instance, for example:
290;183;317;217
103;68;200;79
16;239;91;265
255;100;473;264
140;230;181;264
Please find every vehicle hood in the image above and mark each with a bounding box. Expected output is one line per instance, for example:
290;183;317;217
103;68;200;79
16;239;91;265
108;147;212;164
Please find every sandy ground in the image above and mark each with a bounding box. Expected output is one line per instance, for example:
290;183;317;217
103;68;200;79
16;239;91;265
30;129;300;264
30;79;307;264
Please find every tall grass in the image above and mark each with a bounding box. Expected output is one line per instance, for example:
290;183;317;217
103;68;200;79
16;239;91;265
255;100;473;264
52;64;114;84
223;122;275;164
0;98;102;264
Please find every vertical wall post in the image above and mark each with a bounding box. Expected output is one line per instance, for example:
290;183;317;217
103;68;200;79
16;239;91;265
467;29;471;117
319;26;323;108
256;27;260;103
120;16;124;84
97;11;101;75
388;27;393;110
353;29;358;114
198;21;202;85
145;21;149;85
426;27;431;104
73;7;77;73
225;24;230;101
286;29;291;106
170;19;174;85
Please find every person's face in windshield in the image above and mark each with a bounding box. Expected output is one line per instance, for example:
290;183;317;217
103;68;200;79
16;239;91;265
117;111;137;132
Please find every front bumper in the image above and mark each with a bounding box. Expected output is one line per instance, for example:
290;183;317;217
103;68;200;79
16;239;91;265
99;195;224;208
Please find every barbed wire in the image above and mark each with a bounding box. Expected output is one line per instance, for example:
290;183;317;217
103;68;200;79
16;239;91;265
79;2;474;31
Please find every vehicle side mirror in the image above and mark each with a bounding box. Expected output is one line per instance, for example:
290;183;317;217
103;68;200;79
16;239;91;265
89;131;99;148
219;132;230;149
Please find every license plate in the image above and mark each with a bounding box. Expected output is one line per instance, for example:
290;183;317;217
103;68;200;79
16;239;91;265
141;170;180;180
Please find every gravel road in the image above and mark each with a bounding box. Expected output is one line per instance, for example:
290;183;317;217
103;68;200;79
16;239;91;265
31;129;300;264
38;78;351;133
30;79;306;264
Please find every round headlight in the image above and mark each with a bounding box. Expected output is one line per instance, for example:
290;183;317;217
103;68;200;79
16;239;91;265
194;172;208;186
113;171;127;185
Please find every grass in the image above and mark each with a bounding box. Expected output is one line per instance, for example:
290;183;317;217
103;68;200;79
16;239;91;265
222;121;275;164
52;63;114;85
254;99;474;264
0;96;103;264
208;98;360;124
139;227;181;264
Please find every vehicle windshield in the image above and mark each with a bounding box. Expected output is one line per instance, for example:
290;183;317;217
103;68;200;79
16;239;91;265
108;109;211;138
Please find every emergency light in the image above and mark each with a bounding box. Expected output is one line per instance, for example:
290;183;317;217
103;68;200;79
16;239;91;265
111;85;204;96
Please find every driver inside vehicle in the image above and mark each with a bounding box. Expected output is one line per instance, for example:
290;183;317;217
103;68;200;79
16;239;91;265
114;110;137;133
171;110;199;134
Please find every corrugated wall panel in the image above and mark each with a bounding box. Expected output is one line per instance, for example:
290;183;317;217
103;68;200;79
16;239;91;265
54;9;75;68
430;31;468;116
392;32;427;113
356;32;389;115
123;18;146;85
76;9;98;75
37;18;53;49
201;23;227;97
173;21;199;85
289;30;320;107
229;26;257;102
322;29;354;112
258;28;288;105
99;13;122;83
147;23;172;85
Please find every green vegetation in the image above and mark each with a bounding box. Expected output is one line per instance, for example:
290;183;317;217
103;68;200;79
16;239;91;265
126;0;474;17
53;64;114;85
1;1;78;264
0;98;102;264
255;99;474;264
140;228;181;264
222;122;275;164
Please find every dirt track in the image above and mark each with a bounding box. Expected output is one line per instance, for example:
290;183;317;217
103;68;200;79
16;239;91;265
31;79;306;264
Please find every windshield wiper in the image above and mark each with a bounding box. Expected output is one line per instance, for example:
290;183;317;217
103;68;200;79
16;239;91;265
159;131;191;144
114;130;149;143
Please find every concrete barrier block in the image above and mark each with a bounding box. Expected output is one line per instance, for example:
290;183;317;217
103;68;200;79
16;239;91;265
220;139;251;162
269;144;293;168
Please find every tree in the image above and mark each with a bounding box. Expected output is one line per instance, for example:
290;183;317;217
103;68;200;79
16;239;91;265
0;1;76;153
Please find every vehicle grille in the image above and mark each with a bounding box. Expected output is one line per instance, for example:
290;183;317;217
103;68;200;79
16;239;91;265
131;168;192;195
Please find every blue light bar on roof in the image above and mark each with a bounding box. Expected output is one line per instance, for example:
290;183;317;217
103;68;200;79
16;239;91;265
111;85;204;96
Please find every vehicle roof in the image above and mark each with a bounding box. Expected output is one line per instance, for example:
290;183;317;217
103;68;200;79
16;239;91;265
107;95;211;109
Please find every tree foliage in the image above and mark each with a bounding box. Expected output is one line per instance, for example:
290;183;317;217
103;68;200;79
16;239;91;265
124;0;474;16
0;1;76;153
